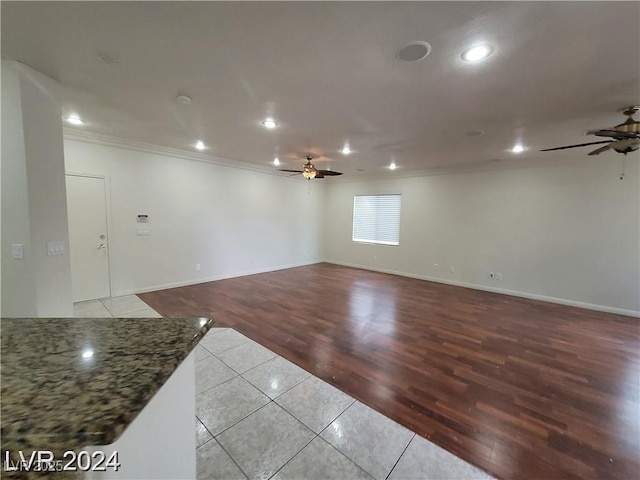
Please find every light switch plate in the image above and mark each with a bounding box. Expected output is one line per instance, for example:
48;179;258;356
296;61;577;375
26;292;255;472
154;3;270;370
47;241;65;256
11;244;24;259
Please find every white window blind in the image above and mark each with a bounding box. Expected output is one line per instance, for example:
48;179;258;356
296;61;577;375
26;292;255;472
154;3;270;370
352;194;401;245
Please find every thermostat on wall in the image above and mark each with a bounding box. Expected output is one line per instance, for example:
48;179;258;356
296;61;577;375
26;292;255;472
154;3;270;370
137;215;148;223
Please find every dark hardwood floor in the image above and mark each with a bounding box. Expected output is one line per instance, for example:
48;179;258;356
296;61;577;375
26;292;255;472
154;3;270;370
139;263;639;480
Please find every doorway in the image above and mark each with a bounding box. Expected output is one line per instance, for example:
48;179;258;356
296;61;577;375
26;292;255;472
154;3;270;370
65;174;111;302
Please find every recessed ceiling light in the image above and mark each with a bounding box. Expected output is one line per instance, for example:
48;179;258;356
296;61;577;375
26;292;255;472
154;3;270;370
396;42;432;62
82;349;94;359
389;162;397;170
97;52;118;64
461;44;494;62
195;140;206;150
262;118;277;129
341;145;351;155
465;130;484;137
64;115;85;125
273;157;280;166
176;95;192;105
511;144;525;153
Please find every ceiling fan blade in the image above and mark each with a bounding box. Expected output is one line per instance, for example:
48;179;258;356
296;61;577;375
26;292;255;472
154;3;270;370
318;170;343;176
588;129;640;139
279;169;303;173
540;140;612;152
314;172;325;178
587;144;613;156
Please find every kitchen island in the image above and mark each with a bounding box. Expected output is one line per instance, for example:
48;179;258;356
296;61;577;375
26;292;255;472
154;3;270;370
1;316;214;479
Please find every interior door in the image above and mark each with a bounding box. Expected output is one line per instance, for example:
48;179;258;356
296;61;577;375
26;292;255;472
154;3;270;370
66;174;111;302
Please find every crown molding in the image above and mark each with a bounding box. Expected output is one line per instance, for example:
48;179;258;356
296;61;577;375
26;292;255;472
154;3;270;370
64;128;636;185
62;128;292;178
325;154;614;184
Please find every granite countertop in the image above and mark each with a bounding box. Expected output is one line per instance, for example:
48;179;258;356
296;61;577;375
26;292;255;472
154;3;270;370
1;317;213;459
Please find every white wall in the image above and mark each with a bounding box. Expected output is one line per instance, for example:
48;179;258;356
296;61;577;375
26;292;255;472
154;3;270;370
1;63;37;316
323;157;640;315
1;61;73;317
64;138;324;297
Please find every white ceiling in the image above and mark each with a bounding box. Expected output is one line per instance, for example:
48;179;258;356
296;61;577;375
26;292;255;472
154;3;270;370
2;2;639;177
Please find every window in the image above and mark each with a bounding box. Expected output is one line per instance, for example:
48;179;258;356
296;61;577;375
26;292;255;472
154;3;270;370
352;194;401;245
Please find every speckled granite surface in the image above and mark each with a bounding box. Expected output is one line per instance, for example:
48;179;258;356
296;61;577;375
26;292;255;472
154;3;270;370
1;317;213;463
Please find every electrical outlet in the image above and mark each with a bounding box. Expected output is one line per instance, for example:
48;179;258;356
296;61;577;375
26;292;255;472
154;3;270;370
449;266;455;273
195;264;201;271
489;272;495;278
496;272;502;280
433;263;440;270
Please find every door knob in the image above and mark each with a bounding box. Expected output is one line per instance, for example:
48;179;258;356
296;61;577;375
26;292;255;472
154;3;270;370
98;243;107;249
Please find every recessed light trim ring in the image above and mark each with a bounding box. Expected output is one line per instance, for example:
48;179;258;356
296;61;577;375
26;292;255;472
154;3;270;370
396;41;432;62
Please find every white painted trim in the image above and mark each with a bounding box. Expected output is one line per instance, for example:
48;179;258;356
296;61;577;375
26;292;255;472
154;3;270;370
324;260;640;318
63;128;304;180
114;260;322;297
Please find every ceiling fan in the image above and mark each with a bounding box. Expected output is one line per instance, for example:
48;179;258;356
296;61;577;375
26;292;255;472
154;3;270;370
541;106;640;156
279;155;343;179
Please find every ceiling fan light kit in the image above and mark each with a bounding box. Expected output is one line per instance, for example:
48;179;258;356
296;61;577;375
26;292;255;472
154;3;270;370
279;155;343;180
302;161;318;180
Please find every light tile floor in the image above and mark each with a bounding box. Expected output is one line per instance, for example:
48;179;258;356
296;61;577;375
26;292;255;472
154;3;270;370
73;296;494;480
195;328;495;480
72;295;162;318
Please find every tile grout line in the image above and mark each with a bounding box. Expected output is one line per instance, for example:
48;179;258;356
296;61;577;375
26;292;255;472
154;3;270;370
313;399;392;480
268;373;312;402
200;337;252;356
195;415;216;446
195;371;240;397
99;296;161;317
264;405;319;480
384;433;416;480
203;384;271;438
244;364;312;402
213;348;278;376
211;436;251;480
211;400;285;480
266;433;318;480
276;389;358;440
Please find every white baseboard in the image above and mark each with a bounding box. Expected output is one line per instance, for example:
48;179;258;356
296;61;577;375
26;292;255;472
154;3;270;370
324;260;640;318
112;260;322;297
